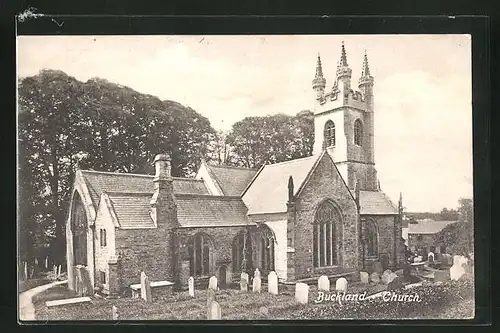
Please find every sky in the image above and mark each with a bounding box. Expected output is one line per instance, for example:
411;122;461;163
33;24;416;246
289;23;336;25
17;35;473;213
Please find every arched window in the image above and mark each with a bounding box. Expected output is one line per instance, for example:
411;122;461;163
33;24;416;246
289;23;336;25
364;219;378;257
257;226;275;272
232;231;253;273
71;192;88;266
324;120;336;148
313;201;339;267
354;119;363;146
188;233;213;277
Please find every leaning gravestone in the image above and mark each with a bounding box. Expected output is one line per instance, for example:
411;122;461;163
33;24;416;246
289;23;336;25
387;276;403;290
370;272;380;284
188;276;195;297
208;301;221;320
295;283;309;304
381;269;393;284
208;276;218;291
240;272;249;291
360;271;369;284
268;271;278;295
140;271;152;302
335;277;348;293
317;275;330;292
252;276;261;293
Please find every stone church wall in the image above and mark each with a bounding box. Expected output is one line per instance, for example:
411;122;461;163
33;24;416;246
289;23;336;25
292;153;359;280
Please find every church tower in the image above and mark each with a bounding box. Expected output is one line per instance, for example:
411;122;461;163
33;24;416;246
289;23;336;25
312;43;378;191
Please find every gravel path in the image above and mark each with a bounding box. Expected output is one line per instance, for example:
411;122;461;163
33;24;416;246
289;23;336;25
19;280;68;321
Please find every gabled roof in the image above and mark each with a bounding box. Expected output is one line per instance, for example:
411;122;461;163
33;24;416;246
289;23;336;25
242;155;319;215
104;192;155;229
176;194;254;228
359;190;398;215
80;170;209;207
407;220;458;235
205;164;258;196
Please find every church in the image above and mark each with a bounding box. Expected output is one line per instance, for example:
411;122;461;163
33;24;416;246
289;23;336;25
65;43;406;297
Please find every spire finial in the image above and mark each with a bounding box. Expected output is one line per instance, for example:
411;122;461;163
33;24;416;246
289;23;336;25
339;41;348;67
315;53;324;78
361;50;371;77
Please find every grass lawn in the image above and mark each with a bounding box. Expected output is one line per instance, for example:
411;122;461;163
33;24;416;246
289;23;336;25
32;276;474;321
19;277;53;294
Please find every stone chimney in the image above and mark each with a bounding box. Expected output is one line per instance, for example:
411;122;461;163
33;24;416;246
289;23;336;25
149;154;178;282
151;154;173;212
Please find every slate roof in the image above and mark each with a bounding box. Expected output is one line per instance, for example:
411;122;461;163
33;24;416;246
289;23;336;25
359;191;398;215
176;194;254;228
106;192;155;229
242;155;319;215
205;164;258;196
407;220;458;235
80;170;209;207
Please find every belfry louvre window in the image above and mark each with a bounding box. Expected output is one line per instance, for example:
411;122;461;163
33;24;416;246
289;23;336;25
100;229;107;247
188;233;212;277
324;120;336;147
313;201;338;267
354;119;363;146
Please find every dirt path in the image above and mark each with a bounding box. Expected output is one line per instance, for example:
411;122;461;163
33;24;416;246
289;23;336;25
19;280;67;322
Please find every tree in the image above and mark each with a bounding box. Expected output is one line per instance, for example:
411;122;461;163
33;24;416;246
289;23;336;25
225;110;314;168
18;70;218;264
435;198;474;257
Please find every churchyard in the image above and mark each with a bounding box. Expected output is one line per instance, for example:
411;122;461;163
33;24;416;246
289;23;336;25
30;255;474;321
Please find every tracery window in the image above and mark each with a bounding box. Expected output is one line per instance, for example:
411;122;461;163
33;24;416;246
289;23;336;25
313;201;339;267
188;233;213;277
324;120;336;148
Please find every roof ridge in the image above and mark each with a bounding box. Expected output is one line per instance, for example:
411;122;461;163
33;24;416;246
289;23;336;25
207;163;257;171
104;191;153;196
175;194;243;200
81;169;153;178
264;155;315;167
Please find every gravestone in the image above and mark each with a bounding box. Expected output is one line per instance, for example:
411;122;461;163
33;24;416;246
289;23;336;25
254;268;261;280
209;301;221;320
240;272;249;291
434;269;450;282
295;283;309;304
428;252;435;262
370;272;380;284
188;276;195;297
381;269;393;284
335;277;348;293
450;262;466;281
317;275;330;291
373;261;383;274
140;271;152;302
57;265;62;278
208;276;218;291
206;288;216;319
45;257;48;269
268;271;278;295
252;276;261;293
112;305;118;320
360;271;369;284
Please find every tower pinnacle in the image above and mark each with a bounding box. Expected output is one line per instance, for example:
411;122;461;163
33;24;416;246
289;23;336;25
361;50;371;77
312;53;326;98
339;41;348;67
